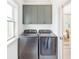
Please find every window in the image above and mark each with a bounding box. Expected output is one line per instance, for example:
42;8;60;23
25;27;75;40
7;2;18;40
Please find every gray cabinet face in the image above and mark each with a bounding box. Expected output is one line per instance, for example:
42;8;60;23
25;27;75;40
44;6;52;24
37;6;45;24
23;5;52;24
23;5;37;24
37;5;52;24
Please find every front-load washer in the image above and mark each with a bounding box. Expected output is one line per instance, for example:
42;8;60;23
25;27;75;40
38;29;58;59
18;29;38;59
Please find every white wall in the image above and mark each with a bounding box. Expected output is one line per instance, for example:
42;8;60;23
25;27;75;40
53;0;63;59
7;40;18;59
53;5;62;59
18;2;24;35
7;0;23;35
23;0;52;5
14;0;24;35
63;3;71;14
23;24;54;31
7;0;23;59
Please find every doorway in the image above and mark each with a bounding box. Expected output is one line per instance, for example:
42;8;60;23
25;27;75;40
62;2;71;59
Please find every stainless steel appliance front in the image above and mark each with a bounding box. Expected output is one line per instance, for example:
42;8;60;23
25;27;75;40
39;37;57;59
38;29;57;59
18;37;38;59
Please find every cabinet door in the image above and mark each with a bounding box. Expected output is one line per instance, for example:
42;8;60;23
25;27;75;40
44;5;52;24
37;6;45;24
37;5;52;24
23;5;37;24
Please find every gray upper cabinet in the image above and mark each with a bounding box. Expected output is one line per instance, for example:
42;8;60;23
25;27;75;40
23;5;37;24
37;6;45;24
37;5;52;24
44;6;52;24
23;5;52;24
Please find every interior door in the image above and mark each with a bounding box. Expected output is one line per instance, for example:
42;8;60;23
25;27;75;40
61;3;71;59
62;13;71;59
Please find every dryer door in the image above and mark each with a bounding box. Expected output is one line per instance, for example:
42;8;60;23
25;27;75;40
39;37;57;59
39;37;57;55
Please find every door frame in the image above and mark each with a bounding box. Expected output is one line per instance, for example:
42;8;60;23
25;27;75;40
58;5;64;59
60;2;71;59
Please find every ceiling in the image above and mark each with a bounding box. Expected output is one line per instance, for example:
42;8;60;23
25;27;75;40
22;0;71;5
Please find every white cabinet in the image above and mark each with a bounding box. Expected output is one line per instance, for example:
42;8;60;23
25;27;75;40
23;5;52;24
